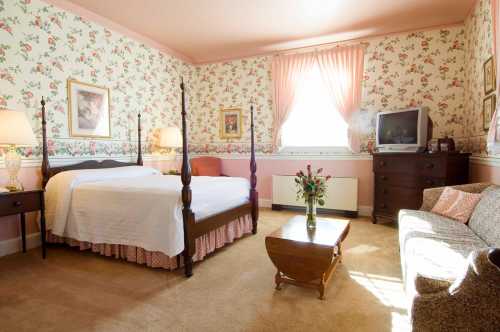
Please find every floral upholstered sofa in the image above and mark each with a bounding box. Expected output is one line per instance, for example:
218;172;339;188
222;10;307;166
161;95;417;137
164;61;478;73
398;183;500;331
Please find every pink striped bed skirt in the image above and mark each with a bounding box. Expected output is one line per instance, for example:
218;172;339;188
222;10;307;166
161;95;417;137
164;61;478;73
46;214;253;270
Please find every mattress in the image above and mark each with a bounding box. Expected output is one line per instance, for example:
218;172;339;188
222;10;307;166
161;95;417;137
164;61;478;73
45;166;250;256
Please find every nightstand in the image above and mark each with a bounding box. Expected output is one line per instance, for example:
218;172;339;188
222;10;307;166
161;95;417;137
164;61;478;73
0;190;46;258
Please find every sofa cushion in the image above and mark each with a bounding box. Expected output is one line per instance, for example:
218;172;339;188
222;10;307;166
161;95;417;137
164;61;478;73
468;185;500;247
399;210;489;284
430;187;482;223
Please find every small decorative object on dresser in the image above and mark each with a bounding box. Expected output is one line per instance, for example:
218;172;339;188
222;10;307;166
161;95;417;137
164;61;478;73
220;108;242;139
0;109;38;191
483;94;496;131
265;216;350;300
372;152;470;223
0;190;46;258
294;165;331;229
437;136;455;152
483;56;496;95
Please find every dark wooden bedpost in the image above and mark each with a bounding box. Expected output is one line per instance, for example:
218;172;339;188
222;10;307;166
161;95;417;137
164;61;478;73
137;113;143;166
41;97;50;189
249;105;259;234
180;78;195;277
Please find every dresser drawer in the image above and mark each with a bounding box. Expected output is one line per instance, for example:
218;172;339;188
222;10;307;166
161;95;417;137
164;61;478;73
418;158;446;176
375;173;420;188
418;176;446;188
375;185;420;200
373;156;418;174
0;191;42;217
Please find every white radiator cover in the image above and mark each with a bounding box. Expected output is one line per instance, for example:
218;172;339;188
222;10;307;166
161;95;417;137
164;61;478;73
272;175;358;212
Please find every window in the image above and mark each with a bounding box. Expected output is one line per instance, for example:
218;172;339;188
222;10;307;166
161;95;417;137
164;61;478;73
280;63;348;149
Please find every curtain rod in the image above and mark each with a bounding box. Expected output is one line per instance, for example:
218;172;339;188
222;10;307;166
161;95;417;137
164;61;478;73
274;40;369;57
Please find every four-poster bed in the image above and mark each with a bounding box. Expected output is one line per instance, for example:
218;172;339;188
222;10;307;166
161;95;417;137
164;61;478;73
40;81;258;277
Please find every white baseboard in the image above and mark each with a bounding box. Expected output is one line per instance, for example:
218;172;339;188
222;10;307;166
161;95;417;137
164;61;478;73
358;205;373;217
261;199;372;218
0;233;41;257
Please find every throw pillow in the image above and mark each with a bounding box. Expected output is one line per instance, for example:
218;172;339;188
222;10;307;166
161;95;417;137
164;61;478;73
431;187;482;223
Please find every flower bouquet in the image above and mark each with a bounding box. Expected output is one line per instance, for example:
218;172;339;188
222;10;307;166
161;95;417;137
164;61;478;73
295;165;331;229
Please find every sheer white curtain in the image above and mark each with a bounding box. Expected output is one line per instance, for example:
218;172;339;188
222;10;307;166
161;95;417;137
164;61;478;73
271;53;316;151
316;45;365;153
271;45;365;152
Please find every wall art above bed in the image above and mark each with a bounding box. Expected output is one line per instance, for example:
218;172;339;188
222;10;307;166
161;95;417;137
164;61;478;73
68;79;111;138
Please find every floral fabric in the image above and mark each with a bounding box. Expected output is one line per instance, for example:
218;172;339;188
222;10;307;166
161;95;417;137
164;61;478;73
468;185;500;246
430;187;483;223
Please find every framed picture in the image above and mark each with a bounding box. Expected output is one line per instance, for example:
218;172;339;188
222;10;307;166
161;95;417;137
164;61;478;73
67;79;111;138
484;56;496;95
220;108;242;139
483;94;496;131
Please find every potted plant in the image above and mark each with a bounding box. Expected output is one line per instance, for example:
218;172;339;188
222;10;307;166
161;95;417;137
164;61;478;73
295;165;331;229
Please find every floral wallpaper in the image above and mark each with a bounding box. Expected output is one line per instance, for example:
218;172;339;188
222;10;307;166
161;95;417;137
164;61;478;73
361;27;466;151
0;0;494;159
0;0;195;159
464;0;494;154
190;26;467;153
191;56;274;153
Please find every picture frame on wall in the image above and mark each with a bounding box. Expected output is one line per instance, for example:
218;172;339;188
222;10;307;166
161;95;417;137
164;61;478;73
67;79;111;138
483;94;496;131
220;108;242;139
484;56;496;95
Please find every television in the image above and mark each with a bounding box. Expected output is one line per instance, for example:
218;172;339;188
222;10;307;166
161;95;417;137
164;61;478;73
376;107;429;153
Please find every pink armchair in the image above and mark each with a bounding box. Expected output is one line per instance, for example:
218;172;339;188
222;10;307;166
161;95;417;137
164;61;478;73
190;157;224;176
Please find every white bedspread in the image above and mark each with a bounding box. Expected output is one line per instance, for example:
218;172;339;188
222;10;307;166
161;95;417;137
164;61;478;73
45;166;250;256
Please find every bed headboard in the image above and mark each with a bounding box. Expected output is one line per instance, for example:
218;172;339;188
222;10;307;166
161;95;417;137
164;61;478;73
40;97;143;188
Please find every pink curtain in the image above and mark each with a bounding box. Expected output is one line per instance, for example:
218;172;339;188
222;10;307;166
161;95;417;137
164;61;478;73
488;0;500;150
316;45;365;153
271;53;315;151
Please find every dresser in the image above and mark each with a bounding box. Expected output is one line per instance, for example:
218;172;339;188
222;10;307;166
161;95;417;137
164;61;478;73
372;152;470;223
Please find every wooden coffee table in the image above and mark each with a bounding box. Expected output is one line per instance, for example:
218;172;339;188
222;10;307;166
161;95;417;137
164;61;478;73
265;215;350;300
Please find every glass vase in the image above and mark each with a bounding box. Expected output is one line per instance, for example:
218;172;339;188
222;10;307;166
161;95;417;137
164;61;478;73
306;196;317;229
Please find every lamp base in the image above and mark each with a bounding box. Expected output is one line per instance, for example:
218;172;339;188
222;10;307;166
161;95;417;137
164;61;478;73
4;145;24;192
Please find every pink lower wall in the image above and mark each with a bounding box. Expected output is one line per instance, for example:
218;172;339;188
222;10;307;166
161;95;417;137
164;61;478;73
220;158;374;207
470;162;500;184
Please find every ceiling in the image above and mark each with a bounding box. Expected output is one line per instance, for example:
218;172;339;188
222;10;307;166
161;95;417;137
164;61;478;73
62;0;476;64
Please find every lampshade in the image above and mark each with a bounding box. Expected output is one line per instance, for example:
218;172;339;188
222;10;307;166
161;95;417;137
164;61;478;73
159;127;182;148
0;110;37;147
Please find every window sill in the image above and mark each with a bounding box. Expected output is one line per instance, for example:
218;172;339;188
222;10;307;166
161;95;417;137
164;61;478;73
278;146;351;154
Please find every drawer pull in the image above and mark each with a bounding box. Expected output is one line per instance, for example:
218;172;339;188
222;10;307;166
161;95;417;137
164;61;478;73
379;161;386;167
425;163;434;169
381;175;387;181
13;201;22;207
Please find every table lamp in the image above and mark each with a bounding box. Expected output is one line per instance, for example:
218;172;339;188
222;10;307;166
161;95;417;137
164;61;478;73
0;109;38;191
158;127;182;155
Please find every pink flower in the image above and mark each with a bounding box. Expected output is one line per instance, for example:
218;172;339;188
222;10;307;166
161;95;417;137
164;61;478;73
22;43;32;52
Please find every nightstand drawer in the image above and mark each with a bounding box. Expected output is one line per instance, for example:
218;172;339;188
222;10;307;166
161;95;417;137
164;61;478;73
0;191;42;217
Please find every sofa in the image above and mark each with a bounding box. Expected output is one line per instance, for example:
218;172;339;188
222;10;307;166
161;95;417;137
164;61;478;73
398;183;500;331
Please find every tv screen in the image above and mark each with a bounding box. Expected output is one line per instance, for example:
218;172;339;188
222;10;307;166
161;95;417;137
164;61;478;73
378;110;419;145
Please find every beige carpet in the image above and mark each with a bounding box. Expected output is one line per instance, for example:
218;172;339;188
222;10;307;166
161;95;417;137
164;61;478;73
0;209;409;332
